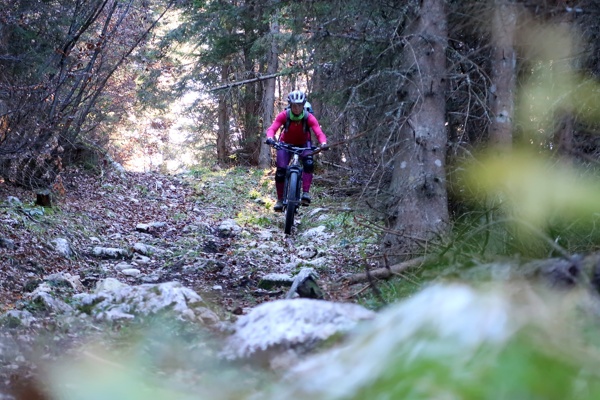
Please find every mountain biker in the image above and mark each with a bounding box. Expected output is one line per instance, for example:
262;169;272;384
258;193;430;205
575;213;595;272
265;90;328;212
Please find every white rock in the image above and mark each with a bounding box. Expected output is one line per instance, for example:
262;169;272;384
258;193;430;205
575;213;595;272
133;242;149;254
135;222;167;233
114;262;131;271
304;257;329;268
51;238;72;257
121;268;141;277
308;207;325;217
301;225;331;239
74;281;216;324
258;229;274;240
45;272;84;292
92;247;129;259
28;285;74;313
6;196;21;206
218;219;242;236
222;298;375;360
132;254;151;264
297;246;317;259
1;310;35;327
94;278;128;293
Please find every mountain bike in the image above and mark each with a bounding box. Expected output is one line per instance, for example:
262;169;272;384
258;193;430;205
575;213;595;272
268;142;321;234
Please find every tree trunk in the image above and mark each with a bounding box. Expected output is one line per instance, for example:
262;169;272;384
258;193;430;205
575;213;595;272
240;0;265;165
553;9;576;164
488;0;518;149
258;18;280;168
382;0;449;261
217;65;230;165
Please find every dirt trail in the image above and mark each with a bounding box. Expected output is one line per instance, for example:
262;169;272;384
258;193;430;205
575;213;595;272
0;167;369;316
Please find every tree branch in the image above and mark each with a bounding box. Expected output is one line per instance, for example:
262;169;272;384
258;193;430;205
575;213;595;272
343;256;428;284
209;71;295;92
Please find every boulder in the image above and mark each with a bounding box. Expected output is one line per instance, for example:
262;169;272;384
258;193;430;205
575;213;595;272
222;298;375;367
73;280;219;325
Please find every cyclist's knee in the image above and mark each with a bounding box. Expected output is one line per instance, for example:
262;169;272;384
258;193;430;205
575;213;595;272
275;167;286;182
303;156;314;174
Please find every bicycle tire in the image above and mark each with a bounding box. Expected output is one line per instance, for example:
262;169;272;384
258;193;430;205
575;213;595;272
284;171;299;234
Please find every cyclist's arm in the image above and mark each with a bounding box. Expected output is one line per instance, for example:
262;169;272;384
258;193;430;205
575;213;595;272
307;114;327;144
266;111;288;139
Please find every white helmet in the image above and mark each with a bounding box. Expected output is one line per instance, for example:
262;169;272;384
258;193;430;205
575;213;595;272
287;90;306;105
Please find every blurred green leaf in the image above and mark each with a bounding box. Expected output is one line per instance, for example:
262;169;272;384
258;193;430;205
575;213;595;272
464;150;600;227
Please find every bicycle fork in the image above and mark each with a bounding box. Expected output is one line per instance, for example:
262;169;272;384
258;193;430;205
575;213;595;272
283;155;303;211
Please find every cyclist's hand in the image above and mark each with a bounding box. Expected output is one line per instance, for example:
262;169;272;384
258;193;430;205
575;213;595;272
265;138;276;146
320;142;330;151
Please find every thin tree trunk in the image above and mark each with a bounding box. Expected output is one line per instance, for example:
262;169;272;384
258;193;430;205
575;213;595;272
553;9;576;165
382;0;449;261
258;17;280;168
489;0;518;149
217;65;230;165
240;0;264;165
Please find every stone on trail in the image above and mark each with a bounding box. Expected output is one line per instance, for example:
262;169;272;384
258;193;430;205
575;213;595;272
286;268;324;299
218;218;242;237
222;298;375;363
74;280;219;325
92;246;129;259
258;273;294;290
51;238;72;257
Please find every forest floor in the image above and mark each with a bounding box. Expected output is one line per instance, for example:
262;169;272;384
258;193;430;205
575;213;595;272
0;163;383;321
3;162;598;400
0;163;392;397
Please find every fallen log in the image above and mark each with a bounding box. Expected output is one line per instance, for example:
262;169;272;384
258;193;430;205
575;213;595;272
344;257;428;285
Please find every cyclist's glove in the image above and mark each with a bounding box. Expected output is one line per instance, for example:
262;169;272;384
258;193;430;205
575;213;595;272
320;142;330;151
265;138;276;146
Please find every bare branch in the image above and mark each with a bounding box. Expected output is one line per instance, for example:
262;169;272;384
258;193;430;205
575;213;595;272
209;71;298;92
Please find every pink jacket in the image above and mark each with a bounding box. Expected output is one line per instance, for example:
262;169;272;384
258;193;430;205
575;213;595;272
266;111;327;146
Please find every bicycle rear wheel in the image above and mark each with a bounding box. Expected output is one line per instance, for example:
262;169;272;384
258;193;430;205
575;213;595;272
284;171;299;234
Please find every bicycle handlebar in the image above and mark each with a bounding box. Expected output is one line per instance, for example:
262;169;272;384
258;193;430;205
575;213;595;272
268;141;322;156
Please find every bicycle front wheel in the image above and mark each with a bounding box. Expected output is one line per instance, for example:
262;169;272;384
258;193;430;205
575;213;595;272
284;171;299;234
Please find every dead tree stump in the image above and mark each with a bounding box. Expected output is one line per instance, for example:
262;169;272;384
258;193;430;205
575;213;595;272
35;190;52;207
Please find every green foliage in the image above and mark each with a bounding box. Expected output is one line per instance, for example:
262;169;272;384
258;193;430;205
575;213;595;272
348;331;600;400
190;166;273;218
452;149;600;260
47;316;274;400
235;210;272;227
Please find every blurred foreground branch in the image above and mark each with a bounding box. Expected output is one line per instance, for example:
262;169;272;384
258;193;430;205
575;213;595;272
344;256;428;284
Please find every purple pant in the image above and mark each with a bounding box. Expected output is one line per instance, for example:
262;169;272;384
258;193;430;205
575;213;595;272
275;142;313;199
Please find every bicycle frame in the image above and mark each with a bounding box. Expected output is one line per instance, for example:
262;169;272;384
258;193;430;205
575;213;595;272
283;152;304;211
269;142;319;234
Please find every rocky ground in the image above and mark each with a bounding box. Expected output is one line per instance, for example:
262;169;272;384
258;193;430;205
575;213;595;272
0;164;382;397
3;164;600;400
0;164;379;315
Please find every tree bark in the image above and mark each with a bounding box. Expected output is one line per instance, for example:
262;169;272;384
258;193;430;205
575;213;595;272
382;0;449;261
217;65;230;165
553;8;576;164
240;0;266;165
488;0;518;149
258;18;280;168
